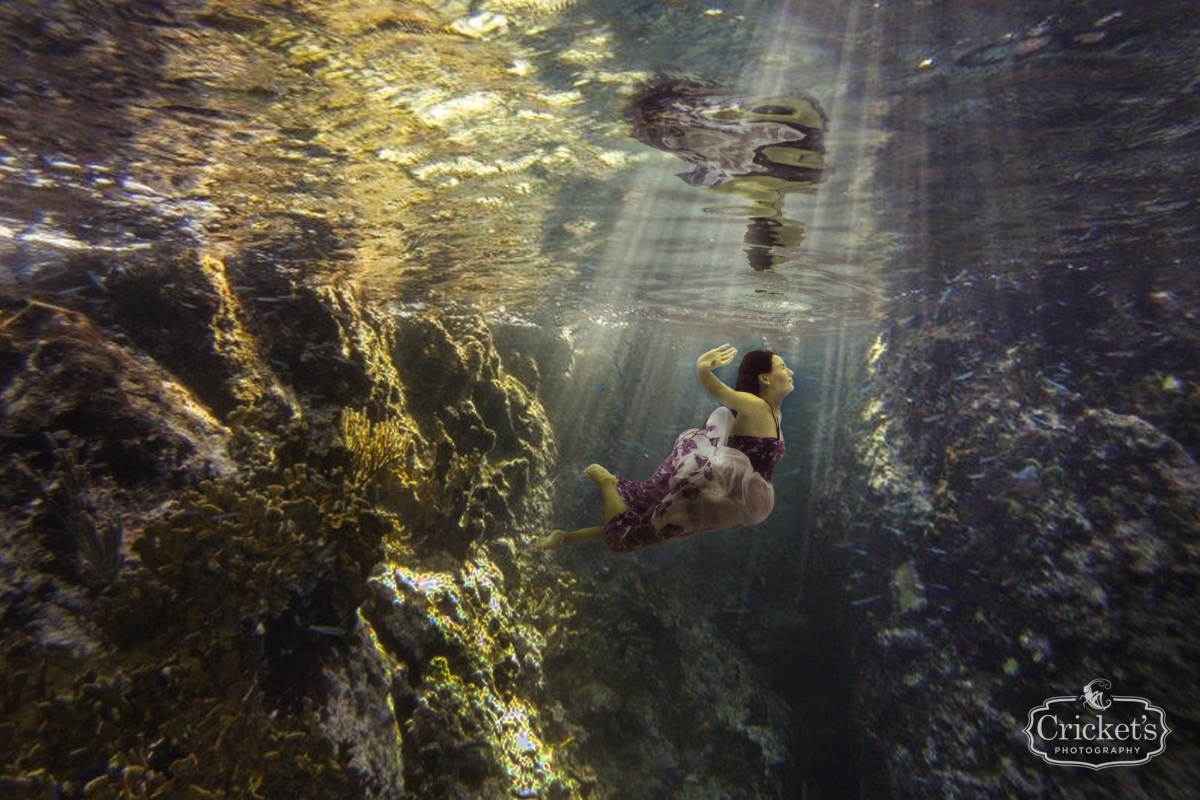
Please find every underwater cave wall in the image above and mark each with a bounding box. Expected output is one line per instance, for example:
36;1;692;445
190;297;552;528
808;217;1200;800
0;241;586;798
805;6;1200;795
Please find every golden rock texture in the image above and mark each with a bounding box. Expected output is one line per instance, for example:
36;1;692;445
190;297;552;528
0;252;570;798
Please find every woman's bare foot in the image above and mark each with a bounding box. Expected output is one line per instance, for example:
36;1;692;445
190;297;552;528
584;464;616;487
532;530;568;551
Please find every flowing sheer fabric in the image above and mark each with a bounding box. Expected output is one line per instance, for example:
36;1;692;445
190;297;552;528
603;406;785;555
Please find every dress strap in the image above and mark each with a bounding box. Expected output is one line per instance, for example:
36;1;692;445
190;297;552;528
760;396;781;440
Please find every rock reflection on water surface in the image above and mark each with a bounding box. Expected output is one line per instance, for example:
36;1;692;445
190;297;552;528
0;0;642;313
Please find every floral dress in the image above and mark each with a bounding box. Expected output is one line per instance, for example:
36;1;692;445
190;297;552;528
603;404;786;555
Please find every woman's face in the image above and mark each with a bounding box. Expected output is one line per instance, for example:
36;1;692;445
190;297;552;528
764;355;795;393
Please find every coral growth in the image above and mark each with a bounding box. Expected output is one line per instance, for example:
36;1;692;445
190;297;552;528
14;432;125;588
341;407;415;489
3;423;393;795
362;559;575;799
0;254;564;798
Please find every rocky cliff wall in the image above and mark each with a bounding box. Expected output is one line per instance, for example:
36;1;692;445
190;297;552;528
810;281;1200;798
0;242;574;798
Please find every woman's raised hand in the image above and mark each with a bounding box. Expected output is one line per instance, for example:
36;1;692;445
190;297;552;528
697;343;737;372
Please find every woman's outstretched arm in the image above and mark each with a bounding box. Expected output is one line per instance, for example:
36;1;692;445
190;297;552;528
700;345;772;419
697;344;760;414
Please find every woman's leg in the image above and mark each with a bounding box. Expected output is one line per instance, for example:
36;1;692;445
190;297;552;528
585;464;628;521
532;526;604;550
533;465;629;550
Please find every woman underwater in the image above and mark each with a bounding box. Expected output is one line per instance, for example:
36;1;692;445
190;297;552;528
534;344;793;554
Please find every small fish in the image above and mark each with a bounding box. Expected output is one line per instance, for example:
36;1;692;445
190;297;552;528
850;595;881;607
308;625;347;637
1013;464;1039;482
450;740;492;752
180;509;237;522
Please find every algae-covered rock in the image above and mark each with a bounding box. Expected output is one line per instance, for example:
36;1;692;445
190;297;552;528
1;300;233;494
538;574;795;799
811;279;1200;798
359;557;575;799
1;256;563;798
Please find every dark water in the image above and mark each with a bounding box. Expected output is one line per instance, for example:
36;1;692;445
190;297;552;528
3;0;1198;797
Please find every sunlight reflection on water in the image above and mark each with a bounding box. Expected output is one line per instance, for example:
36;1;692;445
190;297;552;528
0;0;890;340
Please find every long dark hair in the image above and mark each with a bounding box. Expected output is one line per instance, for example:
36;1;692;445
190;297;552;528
734;349;777;396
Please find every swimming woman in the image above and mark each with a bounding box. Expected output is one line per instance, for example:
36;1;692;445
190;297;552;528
534;344;792;554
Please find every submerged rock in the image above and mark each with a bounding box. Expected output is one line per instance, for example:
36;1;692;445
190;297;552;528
811;293;1200;798
0;243;571;797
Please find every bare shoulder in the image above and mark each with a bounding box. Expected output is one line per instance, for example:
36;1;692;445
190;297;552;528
724;391;775;433
723;390;767;416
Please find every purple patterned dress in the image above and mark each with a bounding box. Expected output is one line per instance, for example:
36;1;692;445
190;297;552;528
603;405;786;555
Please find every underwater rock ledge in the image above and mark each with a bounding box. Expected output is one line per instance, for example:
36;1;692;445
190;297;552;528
809;284;1200;799
0;244;580;798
